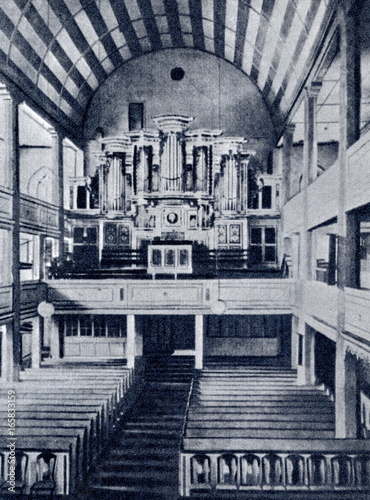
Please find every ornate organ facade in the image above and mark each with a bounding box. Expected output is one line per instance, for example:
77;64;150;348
67;115;280;274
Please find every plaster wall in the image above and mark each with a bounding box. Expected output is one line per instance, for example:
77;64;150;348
84;49;274;163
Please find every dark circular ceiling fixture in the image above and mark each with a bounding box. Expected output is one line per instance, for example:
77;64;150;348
170;67;185;81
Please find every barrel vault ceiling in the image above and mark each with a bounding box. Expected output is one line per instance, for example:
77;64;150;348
0;0;336;139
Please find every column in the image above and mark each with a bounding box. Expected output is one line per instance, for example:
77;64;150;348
300;83;321;281
338;2;361;151
31;316;41;369
282;124;295;204
335;337;357;438
304;325;316;386
296;317;305;385
50;129;64;258
337;2;361;290
195;315;204;370
49;317;60;360
1;324;15;382
334;3;361;437
0;85;13;188
126;315;136;369
11;97;21;382
304;82;321;184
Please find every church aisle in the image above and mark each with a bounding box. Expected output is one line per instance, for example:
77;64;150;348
85;357;194;500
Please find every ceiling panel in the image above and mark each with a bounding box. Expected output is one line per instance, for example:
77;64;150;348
0;0;336;138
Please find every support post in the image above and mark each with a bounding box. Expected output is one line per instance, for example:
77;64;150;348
304;325;316;386
11;96;21;381
304;83;321;184
31;316;41;369
50;129;64;259
334;3;362;437
126;315;136;369
1;324;15;382
49;317;60;360
299;83;321;282
282;123;295;204
335;337;358;437
195;315;204;370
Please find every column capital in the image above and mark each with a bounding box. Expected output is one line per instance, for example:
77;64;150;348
306;81;322;99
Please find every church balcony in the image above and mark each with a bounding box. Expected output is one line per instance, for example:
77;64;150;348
283;128;370;234
47;278;293;315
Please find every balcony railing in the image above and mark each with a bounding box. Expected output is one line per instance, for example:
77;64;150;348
180;442;370;497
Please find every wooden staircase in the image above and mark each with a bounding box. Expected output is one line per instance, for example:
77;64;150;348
86;356;194;499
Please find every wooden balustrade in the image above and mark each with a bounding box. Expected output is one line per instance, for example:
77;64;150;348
180;446;370;496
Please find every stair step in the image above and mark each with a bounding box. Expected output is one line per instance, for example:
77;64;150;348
123;429;180;436
98;472;175;486
99;457;177;469
89;483;177;497
125;424;182;431
95;464;175;484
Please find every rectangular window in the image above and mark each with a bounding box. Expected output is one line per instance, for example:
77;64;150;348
250;227;276;264
80;316;92;336
65;316;78;337
165;249;175;267
76;185;87;209
129;103;144;131
179;249;189;266
261;186;272;209
94;316;106;337
152;249;162;266
73;227;84;244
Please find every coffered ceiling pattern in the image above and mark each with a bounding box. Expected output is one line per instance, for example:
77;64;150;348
0;0;335;137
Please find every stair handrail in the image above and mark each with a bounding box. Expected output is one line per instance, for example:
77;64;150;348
179;371;196;446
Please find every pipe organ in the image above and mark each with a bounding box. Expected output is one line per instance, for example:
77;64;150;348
69;115;276;273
